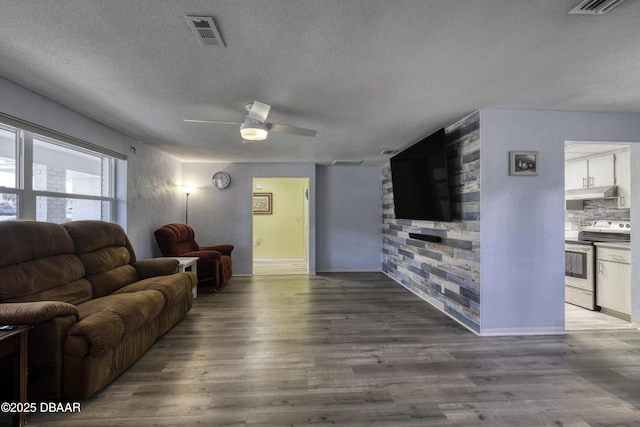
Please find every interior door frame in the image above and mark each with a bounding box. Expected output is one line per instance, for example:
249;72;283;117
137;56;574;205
251;176;310;275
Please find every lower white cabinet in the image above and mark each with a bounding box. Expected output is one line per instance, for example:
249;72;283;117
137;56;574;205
595;244;631;319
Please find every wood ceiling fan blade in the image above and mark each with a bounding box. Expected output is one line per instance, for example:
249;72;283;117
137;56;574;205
268;123;317;137
183;119;242;124
246;100;271;123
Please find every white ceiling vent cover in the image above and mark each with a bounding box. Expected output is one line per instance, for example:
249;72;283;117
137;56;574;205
184;16;225;47
569;0;625;15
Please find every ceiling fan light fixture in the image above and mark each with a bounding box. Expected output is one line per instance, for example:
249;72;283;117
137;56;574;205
240;121;268;141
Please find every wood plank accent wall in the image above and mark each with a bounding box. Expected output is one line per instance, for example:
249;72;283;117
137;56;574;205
382;111;481;333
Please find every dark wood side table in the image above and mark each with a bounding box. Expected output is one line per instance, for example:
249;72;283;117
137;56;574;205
0;325;32;427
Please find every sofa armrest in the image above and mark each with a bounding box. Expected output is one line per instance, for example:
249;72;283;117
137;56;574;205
133;258;179;279
199;244;234;256
0;301;79;325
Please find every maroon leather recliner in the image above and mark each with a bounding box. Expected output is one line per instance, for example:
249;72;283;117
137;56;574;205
154;223;233;291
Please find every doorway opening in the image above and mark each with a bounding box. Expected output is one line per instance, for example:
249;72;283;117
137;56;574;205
564;142;635;331
252;177;310;275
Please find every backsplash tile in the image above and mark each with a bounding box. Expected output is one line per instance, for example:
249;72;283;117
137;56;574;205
565;199;630;228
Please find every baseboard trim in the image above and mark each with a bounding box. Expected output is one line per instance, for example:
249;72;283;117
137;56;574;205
382;271;567;337
479;327;567;337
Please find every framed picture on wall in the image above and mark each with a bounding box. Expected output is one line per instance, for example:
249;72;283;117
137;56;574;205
509;151;538;176
252;192;273;214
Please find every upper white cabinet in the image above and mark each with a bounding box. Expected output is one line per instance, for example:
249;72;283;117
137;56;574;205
616;150;631;207
587;154;615;188
565;160;589;190
565;149;630;207
565;154;615;191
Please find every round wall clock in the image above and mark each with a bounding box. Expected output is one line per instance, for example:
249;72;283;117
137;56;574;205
212;171;231;189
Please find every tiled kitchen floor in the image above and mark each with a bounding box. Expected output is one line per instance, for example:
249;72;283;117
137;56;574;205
565;303;637;331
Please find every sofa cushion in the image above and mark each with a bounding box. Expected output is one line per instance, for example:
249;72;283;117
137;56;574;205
2;278;93;305
113;273;195;305
84;264;139;298
0;221;92;304
0;221;74;266
63;220;140;297
62;220;137;261
66;290;165;357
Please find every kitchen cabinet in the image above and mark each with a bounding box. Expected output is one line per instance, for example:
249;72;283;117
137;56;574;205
615;150;631;207
565;160;589;191
595;243;631;320
565;154;615;191
588;154;615;187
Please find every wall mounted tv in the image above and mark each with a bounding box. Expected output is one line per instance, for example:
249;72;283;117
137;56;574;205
390;128;452;221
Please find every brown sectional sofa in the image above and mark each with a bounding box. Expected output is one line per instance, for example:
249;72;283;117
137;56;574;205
0;220;197;399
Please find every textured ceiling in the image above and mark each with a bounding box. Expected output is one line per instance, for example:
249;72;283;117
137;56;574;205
0;0;639;165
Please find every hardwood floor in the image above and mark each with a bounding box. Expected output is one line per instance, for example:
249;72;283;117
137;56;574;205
9;273;640;426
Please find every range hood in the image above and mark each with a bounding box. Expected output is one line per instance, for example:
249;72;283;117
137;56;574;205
565;185;617;200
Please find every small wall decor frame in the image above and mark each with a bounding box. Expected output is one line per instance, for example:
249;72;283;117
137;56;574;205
509;151;538;176
252;192;272;214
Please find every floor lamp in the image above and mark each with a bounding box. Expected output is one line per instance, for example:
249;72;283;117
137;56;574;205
182;187;193;225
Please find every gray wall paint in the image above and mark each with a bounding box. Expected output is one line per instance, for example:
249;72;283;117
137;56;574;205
316;165;382;272
0;77;183;259
182;162;317;276
0;78;131;157
127;142;183;259
481;109;640;333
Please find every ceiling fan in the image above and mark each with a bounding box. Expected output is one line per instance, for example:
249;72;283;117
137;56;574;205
183;100;317;142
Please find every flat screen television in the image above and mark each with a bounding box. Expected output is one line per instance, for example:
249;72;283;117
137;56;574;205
390;128;452;221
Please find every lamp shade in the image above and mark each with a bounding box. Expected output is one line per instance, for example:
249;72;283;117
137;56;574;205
240;121;268;141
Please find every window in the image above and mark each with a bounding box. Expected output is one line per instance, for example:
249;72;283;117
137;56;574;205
0;125;18;221
0;122;117;223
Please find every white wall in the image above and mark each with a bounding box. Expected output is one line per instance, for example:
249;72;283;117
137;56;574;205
481;109;640;334
316;165;382;272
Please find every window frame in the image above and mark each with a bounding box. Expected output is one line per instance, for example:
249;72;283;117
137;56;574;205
0;118;120;223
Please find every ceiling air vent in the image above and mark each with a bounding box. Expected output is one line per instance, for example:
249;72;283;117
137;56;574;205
184;16;225;47
569;0;625;15
380;149;398;155
332;160;364;166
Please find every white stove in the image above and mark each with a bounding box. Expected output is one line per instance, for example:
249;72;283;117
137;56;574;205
565;220;631;311
577;220;631;243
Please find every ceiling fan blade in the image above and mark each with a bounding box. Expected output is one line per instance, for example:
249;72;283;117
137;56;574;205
246;100;271;123
268;123;317;137
183;119;242;124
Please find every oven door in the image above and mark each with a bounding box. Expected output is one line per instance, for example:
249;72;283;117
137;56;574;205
565;243;594;291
